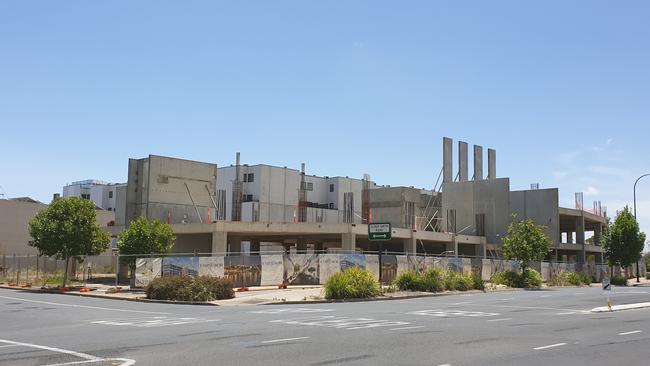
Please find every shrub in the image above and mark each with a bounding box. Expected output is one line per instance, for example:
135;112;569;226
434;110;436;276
523;268;542;288
325;267;381;299
492;269;541;288
145;276;234;301
471;274;485;291
553;271;592;286
422;268;445;292
646;272;650;280
610;276;627;286
444;271;473;291
492;271;522;288
394;271;422;292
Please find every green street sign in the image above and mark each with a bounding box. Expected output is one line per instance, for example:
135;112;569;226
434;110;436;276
368;222;391;241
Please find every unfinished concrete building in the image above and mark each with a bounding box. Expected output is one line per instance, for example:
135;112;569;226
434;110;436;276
111;138;607;264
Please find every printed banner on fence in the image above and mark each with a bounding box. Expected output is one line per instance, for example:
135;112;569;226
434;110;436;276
134;258;161;287
284;254;319;285
260;255;284;286
318;254;340;284
199;256;224;277
162;257;199;276
225;256;261;288
365;255;380;281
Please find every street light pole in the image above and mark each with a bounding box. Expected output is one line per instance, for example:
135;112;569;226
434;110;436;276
633;174;650;283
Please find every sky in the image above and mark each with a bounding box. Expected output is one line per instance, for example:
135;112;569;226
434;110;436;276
1;1;649;244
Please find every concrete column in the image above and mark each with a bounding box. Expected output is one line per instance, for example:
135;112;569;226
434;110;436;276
479;238;487;258
250;239;261;255
576;217;585;244
443;137;453;183
404;236;417;254
297;239;307;252
487;148;496;179
473;145;483;180
341;233;356;252
594;223;602;246
229;236;242;255
211;231;227;254
566;232;573;244
458;141;468;182
445;236;458;257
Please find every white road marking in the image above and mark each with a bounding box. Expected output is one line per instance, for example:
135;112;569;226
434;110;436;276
92;316;219;328
534;343;567;350
618;330;642;336
452;301;473;305
555;312;578;315
270;316;409;330
0;344;18;348
389;326;425;331
409;310;500;318
437;364;451;366
483;304;590;313
0;339;136;366
539;295;552;298
0;295;169;315
261;337;310;344
250;308;335;314
486;318;512;322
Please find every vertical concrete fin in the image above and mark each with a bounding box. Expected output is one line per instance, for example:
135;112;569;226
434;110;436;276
473;145;483;180
487;148;496;179
443;137;453;183
458;141;468;181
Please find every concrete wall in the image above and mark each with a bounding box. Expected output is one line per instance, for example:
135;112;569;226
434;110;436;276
442;178;510;244
510;188;560;246
0;199;115;256
125;155;218;225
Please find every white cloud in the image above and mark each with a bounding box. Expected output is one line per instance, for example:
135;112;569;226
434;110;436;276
584;186;600;197
606;138;613;146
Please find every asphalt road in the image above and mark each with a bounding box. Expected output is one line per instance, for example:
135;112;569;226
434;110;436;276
1;286;649;366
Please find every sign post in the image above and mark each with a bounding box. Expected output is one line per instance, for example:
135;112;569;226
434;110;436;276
602;277;612;311
368;223;392;241
369;223;391;284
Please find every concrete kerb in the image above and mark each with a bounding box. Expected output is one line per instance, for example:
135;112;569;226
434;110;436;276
591;302;650;313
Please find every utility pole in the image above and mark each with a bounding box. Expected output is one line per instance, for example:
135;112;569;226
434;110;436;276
633;174;650;283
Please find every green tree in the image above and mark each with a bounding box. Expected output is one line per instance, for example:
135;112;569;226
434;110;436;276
502;215;552;274
117;216;175;280
603;206;645;269
28;197;111;287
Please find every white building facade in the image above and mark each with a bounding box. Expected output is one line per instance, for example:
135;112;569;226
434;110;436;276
62;179;125;212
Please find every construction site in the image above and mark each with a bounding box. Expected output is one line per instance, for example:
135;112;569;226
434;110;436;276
104;137;607;266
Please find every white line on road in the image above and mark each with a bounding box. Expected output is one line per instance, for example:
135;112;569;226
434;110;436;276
533;343;567;350
618;330;642;336
0;339;136;366
389;326;425;331
486;318;512;322
0;344;18;348
0;295;169;315
539;295;552;298
452;301;473;305
261;337;310;344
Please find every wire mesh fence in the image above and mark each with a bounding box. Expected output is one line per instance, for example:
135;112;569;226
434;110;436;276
1;251;643;289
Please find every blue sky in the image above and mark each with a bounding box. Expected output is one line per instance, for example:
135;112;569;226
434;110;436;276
1;1;649;239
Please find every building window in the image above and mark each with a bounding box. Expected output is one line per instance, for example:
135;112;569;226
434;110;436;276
108;191;113;198
329;203;334;209
81;194;90;200
307;182;313;191
329;184;334;192
242;194;253;202
247;173;254;182
242;174;247;182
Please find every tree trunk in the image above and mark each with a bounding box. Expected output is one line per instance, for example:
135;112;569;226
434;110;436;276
62;256;70;288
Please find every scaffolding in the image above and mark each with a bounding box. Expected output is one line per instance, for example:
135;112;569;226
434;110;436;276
298;163;307;222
